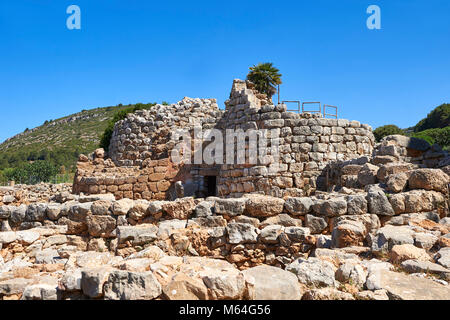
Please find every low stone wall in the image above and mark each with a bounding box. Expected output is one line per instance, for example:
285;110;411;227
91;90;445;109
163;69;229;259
1;166;449;300
0;184;72;207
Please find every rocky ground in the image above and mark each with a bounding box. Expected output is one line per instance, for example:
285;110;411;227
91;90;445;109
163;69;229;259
0;164;449;300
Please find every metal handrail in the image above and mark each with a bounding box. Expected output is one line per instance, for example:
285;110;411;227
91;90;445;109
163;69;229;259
282;100;301;113
302;102;321;114
323;104;338;118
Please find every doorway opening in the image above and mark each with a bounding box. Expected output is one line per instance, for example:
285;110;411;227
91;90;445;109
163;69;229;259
205;176;217;197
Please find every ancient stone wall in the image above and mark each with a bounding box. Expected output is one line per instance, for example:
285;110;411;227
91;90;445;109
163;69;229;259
109;98;223;167
216;80;375;198
73;79;375;200
0;183;72;206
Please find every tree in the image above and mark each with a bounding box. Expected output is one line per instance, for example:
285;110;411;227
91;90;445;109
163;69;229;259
246;62;282;99
373;125;405;142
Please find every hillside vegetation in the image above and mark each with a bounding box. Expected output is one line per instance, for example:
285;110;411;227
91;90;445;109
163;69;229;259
0;102;156;176
373;104;450;150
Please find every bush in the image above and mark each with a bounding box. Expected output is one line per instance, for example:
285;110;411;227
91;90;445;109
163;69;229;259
373;125;405;142
3;161;58;184
411;127;450;149
414;104;449;132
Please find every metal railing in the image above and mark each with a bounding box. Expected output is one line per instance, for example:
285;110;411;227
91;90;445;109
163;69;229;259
282;100;301;113
280;100;338;118
302;102;321;114
323;104;338;119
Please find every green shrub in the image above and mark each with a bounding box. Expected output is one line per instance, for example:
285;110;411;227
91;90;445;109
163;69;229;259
414;104;449;132
3;161;58;184
411;126;450;149
373;125;405;142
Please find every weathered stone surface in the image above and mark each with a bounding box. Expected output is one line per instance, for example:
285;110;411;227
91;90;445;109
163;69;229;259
346;194;368;215
104;270;162;300
214;198;247;217
366;270;450;300
91;200;112;215
21;282;58;300
367;185;395;216
194;201;213;217
355;290;389;300
331;221;366;248
382;135;430;151
284;197;313;215
435;248;450;269
313;198;347;217
111;199;134;215
117;225;158;245
0;278;32;296
86;215;116;238
302;288;355;300
243;265;302;300
335;261;367;288
305;214;328;234
157;219;187;238
202;270;246;300
259;225;283;244
386;172;409;193
0;231;17;244
46;203;62;220
400;260;450;279
81;267;111;298
128;200;150;220
284;226;311;242
408;168;449;193
357;163;378;186
25;203;48;222
286;258;337;287
0;205;13;219
390;244;431;264
377;162;414;182
163;273;208;300
371;226;415;255
260;214;302;228
245;195;285;217
162;197;195;220
226;223;258;244
59;269;82;291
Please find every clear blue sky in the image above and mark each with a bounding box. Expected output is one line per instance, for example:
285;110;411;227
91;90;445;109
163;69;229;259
1;0;449;143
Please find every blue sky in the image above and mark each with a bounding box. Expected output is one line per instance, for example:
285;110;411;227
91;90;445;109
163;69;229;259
0;0;449;143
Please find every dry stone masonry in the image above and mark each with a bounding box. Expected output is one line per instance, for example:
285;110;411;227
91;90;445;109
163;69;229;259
1;78;449;300
73;79;376;200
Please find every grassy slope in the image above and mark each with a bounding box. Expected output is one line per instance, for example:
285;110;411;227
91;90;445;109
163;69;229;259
0;105;133;172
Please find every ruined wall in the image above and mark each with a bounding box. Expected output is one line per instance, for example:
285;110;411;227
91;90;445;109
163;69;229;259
73;98;224;200
73;79;375;200
109;98;223;167
216;80;375;198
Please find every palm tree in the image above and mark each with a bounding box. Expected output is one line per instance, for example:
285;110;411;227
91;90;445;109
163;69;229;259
246;62;282;99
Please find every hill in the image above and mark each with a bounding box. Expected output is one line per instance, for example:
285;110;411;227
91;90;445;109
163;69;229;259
0;103;155;175
374;103;450;150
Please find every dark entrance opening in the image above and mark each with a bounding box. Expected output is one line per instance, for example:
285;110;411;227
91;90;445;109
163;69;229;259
206;176;217;197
